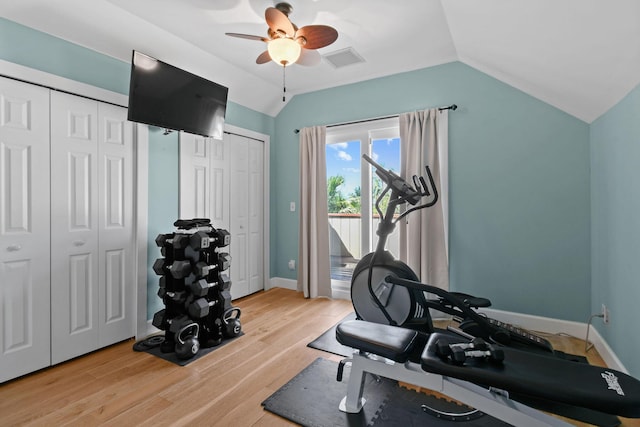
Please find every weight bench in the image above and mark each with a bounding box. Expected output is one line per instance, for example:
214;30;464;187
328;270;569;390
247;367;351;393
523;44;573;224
335;320;640;427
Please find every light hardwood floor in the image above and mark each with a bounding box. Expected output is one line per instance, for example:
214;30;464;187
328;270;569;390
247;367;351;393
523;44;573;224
0;288;638;426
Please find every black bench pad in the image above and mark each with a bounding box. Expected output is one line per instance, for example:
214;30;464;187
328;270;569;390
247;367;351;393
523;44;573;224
336;320;419;363
421;333;640;418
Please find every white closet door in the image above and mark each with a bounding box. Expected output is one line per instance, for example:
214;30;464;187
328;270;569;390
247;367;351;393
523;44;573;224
179;133;211;219
50;92;100;364
229;134;249;298
97;103;134;347
247;140;264;295
180;133;229;228
0;78;51;382
210;137;230;230
179;130;264;300
229;134;265;299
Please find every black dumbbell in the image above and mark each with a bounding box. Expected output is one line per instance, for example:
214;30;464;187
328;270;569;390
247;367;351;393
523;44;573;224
153;258;192;279
218;272;231;291
189;278;218;297
194;261;217;277
217;253;231;271
157;288;187;303
155;233;189;249
187;297;219;318
152;310;191;332
216;229;231;247
189;229;231;250
152;258;165;276
448;338;504;365
218;289;233;312
152;309;167;330
168;260;192;279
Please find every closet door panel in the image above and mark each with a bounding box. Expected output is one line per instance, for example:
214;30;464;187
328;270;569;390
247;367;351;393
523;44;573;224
97;103;134;346
0;78;50;382
248;141;264;294
179;133;211;220
50;92;99;364
229;135;249;298
210;138;229;229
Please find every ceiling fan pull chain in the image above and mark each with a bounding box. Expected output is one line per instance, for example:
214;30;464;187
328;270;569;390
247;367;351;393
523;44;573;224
282;65;287;102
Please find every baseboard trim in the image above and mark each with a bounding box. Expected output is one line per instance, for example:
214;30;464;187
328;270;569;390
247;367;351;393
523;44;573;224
269;277;298;291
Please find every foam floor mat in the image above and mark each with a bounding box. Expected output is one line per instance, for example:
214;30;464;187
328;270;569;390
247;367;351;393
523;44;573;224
262;358;510;427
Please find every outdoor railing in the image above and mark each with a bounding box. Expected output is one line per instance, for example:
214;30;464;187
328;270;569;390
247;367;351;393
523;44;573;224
329;213;400;260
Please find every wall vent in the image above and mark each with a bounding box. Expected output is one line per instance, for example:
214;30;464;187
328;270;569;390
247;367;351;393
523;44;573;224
323;47;365;68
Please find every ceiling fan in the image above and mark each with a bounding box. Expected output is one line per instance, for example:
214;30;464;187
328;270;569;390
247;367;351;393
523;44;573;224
225;2;338;68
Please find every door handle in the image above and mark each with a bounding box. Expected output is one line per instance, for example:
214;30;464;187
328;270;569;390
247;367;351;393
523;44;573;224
7;244;21;252
73;240;86;247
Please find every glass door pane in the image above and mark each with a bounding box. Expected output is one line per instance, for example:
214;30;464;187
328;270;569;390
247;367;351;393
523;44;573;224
326;140;362;284
371;137;401;257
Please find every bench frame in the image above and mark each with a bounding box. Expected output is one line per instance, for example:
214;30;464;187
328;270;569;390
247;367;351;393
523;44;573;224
340;350;572;427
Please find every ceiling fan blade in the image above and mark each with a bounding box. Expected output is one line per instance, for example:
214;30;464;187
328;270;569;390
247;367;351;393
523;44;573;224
296;25;338;49
226;33;269;42
256;50;272;64
296;48;321;66
265;7;295;37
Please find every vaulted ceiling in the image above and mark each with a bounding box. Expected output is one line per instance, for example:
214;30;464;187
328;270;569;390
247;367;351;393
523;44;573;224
3;0;639;122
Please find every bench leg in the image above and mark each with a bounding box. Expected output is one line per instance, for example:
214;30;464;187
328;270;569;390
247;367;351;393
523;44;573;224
338;355;367;413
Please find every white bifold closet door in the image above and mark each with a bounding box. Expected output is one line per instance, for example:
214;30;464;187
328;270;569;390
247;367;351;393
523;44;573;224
179;134;229;226
0;78;51;382
50;92;134;364
228;134;264;298
180;131;264;299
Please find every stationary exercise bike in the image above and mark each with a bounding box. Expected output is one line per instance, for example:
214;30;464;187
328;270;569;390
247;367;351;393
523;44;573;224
351;155;555;354
350;154;438;333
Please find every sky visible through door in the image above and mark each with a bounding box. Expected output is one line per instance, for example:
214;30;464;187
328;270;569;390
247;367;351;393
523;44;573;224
326;137;400;210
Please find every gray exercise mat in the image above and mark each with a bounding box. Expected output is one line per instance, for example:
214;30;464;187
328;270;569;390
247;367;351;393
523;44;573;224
307;312;357;357
262;357;509;427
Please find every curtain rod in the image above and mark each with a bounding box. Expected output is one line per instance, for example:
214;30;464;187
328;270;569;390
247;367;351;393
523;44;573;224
223;130;265;143
293;104;457;134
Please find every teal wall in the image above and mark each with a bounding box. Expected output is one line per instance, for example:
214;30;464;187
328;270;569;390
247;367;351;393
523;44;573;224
0;17;129;94
274;62;591;322
0;18;275;322
590;82;640;377
146;128;180;318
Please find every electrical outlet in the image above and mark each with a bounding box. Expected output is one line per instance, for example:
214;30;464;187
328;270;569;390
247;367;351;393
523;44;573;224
288;259;295;270
601;304;610;324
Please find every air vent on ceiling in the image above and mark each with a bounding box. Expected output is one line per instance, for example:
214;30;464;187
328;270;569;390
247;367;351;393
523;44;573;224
323;47;365;68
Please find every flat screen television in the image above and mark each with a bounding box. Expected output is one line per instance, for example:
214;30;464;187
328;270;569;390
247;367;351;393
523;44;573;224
127;51;228;139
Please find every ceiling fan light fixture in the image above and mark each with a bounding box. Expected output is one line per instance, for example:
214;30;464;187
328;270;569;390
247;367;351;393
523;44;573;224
268;38;301;66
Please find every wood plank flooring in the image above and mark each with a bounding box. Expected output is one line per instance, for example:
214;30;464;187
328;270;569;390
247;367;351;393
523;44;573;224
0;288;638;426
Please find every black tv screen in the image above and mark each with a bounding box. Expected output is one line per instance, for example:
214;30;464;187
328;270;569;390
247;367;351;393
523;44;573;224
127;51;228;139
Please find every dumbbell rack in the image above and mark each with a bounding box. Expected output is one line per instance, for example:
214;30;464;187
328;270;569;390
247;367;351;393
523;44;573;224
151;218;242;360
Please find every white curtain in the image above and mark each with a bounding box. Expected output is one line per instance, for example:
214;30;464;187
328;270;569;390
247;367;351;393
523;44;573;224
298;126;332;298
398;109;449;290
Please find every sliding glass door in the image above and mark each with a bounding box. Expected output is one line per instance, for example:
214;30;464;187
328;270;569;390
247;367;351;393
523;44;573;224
325;119;400;290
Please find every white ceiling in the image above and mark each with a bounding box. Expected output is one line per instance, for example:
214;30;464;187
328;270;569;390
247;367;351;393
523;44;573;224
2;0;639;122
